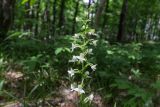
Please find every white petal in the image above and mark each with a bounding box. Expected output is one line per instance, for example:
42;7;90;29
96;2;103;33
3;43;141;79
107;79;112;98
71;85;85;94
91;64;97;71
85;71;89;76
77;53;86;62
73;34;80;39
68;68;75;77
69;56;78;62
92;40;98;46
88;93;94;101
87;49;93;54
71;43;78;52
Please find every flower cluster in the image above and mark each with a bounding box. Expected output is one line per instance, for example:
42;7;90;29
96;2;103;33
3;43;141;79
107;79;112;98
67;30;97;95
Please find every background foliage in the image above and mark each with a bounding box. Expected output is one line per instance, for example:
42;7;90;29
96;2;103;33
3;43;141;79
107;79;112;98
0;0;160;106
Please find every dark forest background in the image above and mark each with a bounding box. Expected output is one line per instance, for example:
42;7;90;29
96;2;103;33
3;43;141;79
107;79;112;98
0;0;160;107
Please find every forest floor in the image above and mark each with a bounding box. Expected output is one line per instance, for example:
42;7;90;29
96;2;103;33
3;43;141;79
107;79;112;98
0;41;160;107
0;69;105;107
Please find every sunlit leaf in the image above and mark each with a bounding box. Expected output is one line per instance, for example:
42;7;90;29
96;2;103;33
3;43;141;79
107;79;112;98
55;48;63;55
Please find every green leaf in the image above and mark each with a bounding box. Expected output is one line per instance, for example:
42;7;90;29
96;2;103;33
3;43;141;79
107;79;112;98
152;80;160;89
21;0;36;5
115;79;131;89
27;84;39;98
55;48;63;55
30;0;36;5
128;55;136;60
64;48;71;53
21;0;29;4
114;102;117;107
107;50;114;55
0;80;4;91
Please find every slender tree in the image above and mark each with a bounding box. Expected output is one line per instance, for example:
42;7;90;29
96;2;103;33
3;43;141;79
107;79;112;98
52;0;57;36
0;0;16;41
95;0;106;29
117;0;128;42
44;0;51;37
102;0;109;29
58;0;66;32
88;0;92;19
24;0;31;31
35;0;41;36
72;0;80;34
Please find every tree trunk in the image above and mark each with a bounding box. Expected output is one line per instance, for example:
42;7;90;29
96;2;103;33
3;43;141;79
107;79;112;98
102;0;109;29
117;0;128;42
95;0;106;29
72;0;80;34
52;0;57;36
44;0;51;37
0;0;15;41
35;0;41;36
58;0;66;32
88;0;92;19
24;0;32;31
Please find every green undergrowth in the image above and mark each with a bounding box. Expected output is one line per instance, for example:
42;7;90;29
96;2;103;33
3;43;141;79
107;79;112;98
0;36;160;106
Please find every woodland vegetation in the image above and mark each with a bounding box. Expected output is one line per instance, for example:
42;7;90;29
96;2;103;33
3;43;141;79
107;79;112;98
0;0;160;107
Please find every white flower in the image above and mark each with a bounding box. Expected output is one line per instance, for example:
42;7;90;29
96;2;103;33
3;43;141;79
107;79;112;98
88;32;94;35
85;71;89;76
87;49;93;54
88;93;94;101
91;64;97;71
92;40;98;46
71;43;79;52
69;55;78;62
85;71;91;78
71;84;85;94
68;68;75;77
84;93;94;103
73;34;80;39
69;53;86;63
77;53;86;63
71;83;77;91
75;85;85;94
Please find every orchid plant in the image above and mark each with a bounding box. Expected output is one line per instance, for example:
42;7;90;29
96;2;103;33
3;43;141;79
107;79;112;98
66;25;98;103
